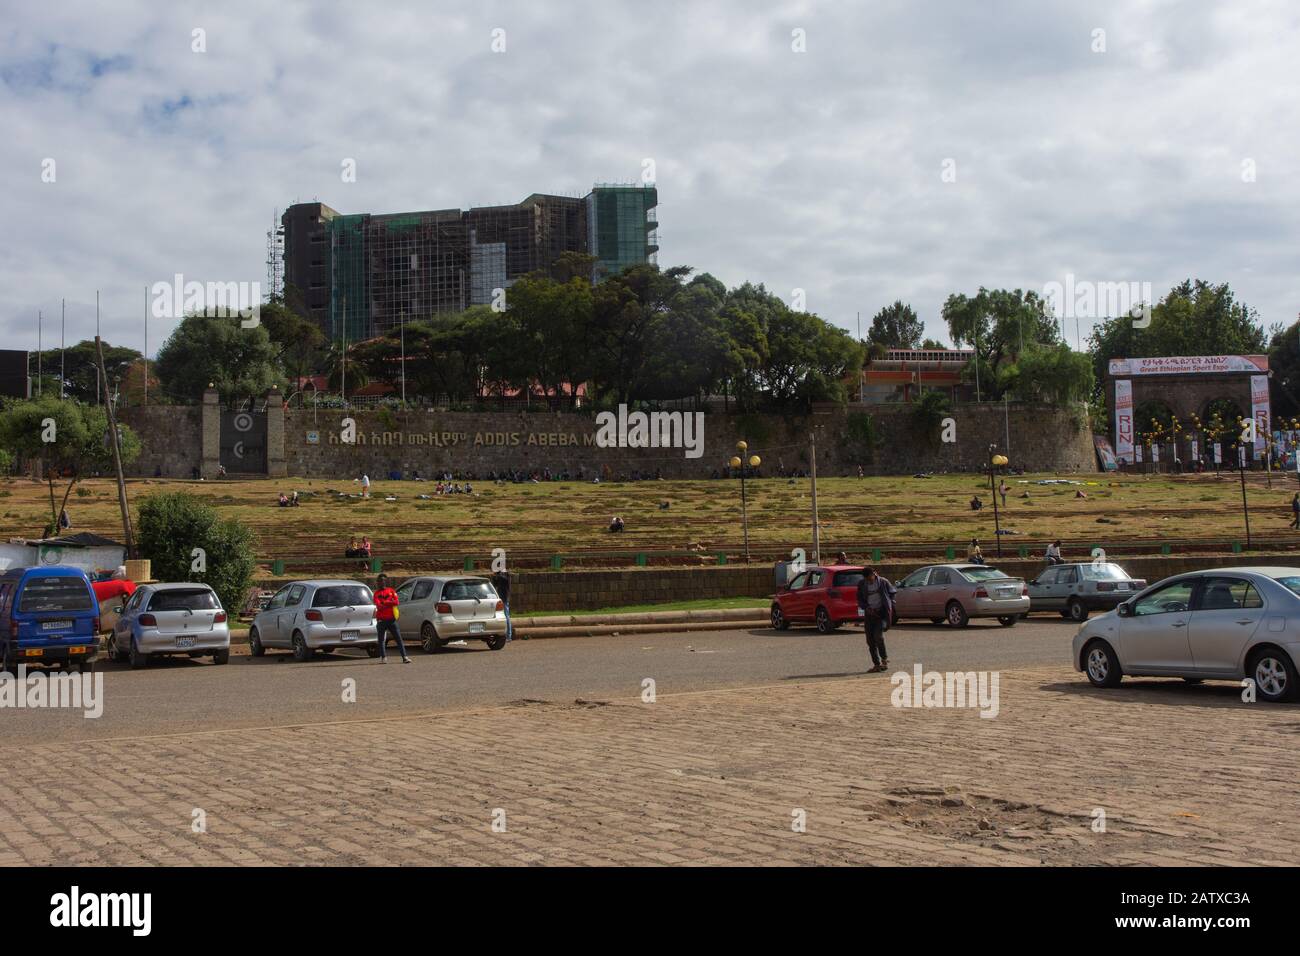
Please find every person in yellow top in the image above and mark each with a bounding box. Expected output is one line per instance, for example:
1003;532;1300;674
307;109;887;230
967;538;985;565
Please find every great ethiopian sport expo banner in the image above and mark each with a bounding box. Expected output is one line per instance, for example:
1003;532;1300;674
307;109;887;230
1113;379;1133;461
1107;355;1268;376
1251;374;1270;455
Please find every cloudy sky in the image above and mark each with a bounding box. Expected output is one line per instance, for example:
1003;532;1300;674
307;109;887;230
3;0;1297;358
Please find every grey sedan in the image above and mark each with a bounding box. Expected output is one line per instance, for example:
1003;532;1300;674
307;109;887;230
893;563;1030;627
1071;566;1300;702
1027;562;1148;621
250;580;379;661
109;583;231;668
393;575;508;652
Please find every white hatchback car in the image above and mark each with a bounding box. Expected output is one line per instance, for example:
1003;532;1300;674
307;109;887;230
393;576;508;653
250;580;379;661
109;582;231;668
1071;566;1300;702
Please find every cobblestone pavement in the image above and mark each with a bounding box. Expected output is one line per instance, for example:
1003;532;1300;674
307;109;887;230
1;665;1295;865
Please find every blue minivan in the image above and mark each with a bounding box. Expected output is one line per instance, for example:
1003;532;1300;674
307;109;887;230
0;566;101;673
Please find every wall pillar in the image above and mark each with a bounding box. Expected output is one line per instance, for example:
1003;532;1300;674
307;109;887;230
266;388;286;478
201;387;221;479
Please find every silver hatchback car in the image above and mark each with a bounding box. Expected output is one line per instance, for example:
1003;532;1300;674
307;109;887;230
109;583;231;668
1027;562;1148;621
394;576;508;653
250;580;379;661
1072;566;1300;702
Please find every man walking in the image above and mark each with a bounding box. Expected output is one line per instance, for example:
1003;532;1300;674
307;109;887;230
856;566;893;674
1291;493;1299;530
372;574;410;663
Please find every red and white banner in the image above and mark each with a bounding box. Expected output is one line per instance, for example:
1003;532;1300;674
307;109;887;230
1108;355;1268;377
1251;374;1270;455
1114;379;1134;461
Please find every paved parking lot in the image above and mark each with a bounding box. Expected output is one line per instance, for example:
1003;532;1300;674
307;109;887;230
0;618;1295;866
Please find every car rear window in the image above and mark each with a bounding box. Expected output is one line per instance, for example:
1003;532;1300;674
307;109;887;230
1080;563;1126;581
1270;575;1300;596
312;585;373;607
149;589;220;611
833;571;864;587
962;567;1010;582
18;576;94;613
443;580;496;601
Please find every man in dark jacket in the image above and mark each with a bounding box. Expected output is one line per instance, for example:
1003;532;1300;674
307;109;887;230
856;567;893;673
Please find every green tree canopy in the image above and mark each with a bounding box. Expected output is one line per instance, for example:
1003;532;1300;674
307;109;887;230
867;301;924;349
154;313;285;406
136;492;257;616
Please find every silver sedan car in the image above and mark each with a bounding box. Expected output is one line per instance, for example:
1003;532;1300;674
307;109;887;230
250;580;379;661
109;583;231;668
1072;566;1300;702
1027;562;1148;621
393;575;508;652
893;563;1030;627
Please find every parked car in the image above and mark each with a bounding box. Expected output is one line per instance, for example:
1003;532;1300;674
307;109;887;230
1027;562;1148;621
108;582;231;668
249;580;378;661
393;576;508;652
0;566;101;673
893;563;1029;627
770;565;871;632
1072;567;1300;702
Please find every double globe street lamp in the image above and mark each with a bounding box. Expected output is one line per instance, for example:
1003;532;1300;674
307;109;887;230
730;440;762;563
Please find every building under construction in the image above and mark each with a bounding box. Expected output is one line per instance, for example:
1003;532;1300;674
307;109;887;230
282;184;658;342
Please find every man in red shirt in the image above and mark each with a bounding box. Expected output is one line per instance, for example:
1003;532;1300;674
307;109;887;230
372;574;409;663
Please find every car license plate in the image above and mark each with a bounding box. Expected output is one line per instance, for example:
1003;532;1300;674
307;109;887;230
41;620;71;631
341;630;358;641
469;622;485;634
998;588;1014;597
176;636;196;648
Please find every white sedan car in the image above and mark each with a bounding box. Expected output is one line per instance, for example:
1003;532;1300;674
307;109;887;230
1071;566;1300;703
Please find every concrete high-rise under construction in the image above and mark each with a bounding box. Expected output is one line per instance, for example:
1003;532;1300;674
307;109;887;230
281;184;658;342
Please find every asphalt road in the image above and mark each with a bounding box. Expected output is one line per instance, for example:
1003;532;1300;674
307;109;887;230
0;615;1091;746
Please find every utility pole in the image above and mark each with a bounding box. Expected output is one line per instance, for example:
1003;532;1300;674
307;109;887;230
1239;446;1252;549
37;310;42;397
144;285;149;406
60;298;65;398
400;306;406;405
96;335;135;558
95;291;101;405
810;430;820;564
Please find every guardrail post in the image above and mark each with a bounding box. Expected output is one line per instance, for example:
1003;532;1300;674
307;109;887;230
872;548;883;562
945;546;954;560
551;555;563;570
272;559;284;575
635;553;648;567
1160;544;1171;555
1232;542;1242;554
1018;546;1028;558
463;556;473;571
716;553;728;565
371;558;382;573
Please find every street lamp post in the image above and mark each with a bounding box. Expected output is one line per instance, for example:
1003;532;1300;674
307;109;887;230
988;445;1008;557
730;440;762;563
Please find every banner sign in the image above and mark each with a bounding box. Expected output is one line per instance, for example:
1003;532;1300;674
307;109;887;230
1214;442;1222;464
1114;379;1133;460
1191;439;1199;460
1251;374;1270;455
1093;436;1118;472
1108;355;1268;376
1135;445;1143;464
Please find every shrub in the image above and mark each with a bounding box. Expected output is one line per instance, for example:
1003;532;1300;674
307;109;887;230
136;492;257;615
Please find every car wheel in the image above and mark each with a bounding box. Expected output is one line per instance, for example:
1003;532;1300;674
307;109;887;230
291;632;312;662
815;606;838;633
1067;599;1089;622
0;649;14;675
249;627;265;657
1019;612;1029;620
1083;639;1122;688
997;615;1017;627
945;601;969;628
1249;648;1297;702
106;635;122;663
421;621;446;653
486;633;508;650
128;638;148;670
365;645;380;658
212;649;230;665
770;604;789;631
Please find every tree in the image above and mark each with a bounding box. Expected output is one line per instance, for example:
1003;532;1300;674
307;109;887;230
1002;344;1094;405
867;301;923;350
259;301;326;397
154;313;284;406
942;288;1060;399
920;337;946;350
1088;279;1268;402
0;398;140;536
136;492;256;617
761;308;866;409
1269;317;1300;419
35;339;140;404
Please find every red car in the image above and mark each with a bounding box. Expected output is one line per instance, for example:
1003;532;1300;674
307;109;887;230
771;564;878;633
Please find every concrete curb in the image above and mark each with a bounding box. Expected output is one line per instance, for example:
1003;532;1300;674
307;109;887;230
227;607;770;644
